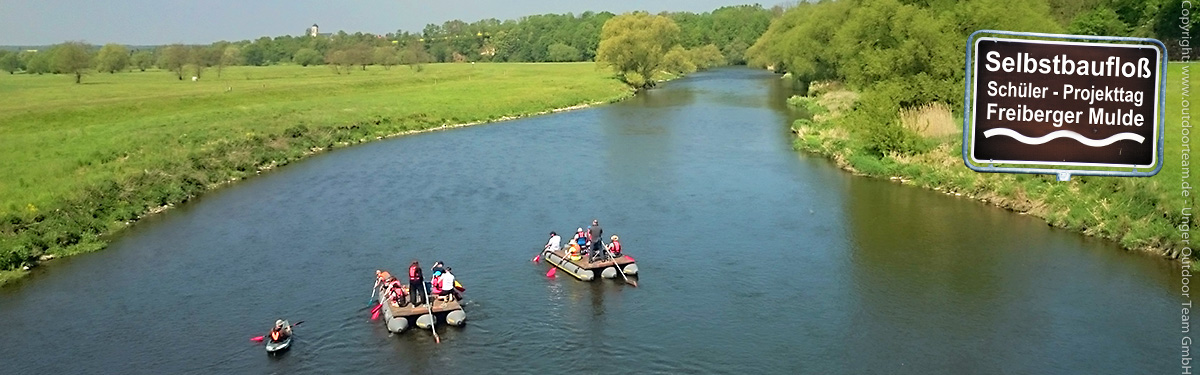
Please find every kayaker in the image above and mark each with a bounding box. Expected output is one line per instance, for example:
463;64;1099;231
408;260;425;307
545;231;561;252
269;320;291;342
606;235;622;257
588;220;604;262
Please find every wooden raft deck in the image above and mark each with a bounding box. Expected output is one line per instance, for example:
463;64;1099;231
545;249;634;270
384;298;462;318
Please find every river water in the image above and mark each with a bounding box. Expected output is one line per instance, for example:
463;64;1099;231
0;68;1180;374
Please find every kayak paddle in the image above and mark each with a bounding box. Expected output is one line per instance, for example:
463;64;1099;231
248;319;302;341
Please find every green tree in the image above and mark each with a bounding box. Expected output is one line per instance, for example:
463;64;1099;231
0;51;18;74
325;50;352;74
52;42;92;83
596;12;681;88
189;46;216;79
546;42;581;62
373;46;400;69
1068;7;1130;36
399;42;432;71
294;47;323;67
94;43;129;73
217;45;241;77
661;46;696;74
22;51;50;74
688;44;726;70
130;50;154;71
159;44;189;80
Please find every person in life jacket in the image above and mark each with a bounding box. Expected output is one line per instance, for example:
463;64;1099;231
606;235;622;257
408;260;425;307
269;319;291;342
567;242;582;261
572;228;587;254
431;271;443;295
386;277;406;306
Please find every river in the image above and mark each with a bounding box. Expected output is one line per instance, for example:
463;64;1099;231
0;67;1180;374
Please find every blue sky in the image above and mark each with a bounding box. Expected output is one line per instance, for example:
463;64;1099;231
0;0;774;45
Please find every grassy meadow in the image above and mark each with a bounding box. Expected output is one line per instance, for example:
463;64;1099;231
0;63;631;284
792;62;1197;257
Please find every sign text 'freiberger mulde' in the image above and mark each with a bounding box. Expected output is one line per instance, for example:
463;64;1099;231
969;37;1162;168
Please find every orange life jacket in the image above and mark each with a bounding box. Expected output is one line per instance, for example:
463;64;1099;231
567;243;581;257
270;330;281;341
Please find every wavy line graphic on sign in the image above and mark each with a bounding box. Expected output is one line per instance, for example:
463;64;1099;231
982;128;1145;147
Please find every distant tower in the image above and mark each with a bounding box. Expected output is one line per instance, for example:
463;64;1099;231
309;24;319;37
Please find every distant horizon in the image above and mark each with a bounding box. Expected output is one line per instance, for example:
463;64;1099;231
0;0;775;46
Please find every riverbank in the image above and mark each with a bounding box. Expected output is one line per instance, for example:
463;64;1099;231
789;62;1195;259
0;63;632;285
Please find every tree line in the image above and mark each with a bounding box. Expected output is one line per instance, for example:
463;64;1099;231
0;5;774;83
746;0;1193;156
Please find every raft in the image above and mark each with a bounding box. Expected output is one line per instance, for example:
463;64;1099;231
375;280;466;334
542;249;638;281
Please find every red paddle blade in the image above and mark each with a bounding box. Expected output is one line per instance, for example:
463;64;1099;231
532;255;540;263
371;309;381;320
250;336;264;342
546;268;556;278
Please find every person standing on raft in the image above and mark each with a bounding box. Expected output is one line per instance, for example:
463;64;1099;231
588;220;604;262
408;260;426;307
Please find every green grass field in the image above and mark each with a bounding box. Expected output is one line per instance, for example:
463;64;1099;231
793;62;1197;257
0;63;631;282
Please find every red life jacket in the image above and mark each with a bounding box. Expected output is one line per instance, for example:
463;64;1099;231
610;241;622;254
270;330;281;341
409;265;421;281
431;276;442;291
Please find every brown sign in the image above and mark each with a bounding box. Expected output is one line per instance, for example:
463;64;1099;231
969;37;1161;167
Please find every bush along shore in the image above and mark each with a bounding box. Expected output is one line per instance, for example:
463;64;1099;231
787;67;1195;261
0;63;633;285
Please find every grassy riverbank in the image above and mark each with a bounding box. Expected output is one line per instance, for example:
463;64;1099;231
791;62;1196;257
0;63;632;284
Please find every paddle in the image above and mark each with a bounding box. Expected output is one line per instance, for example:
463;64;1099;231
421;283;441;344
370;302;384;320
367;278;380;307
250;321;304;342
604;245;637;287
